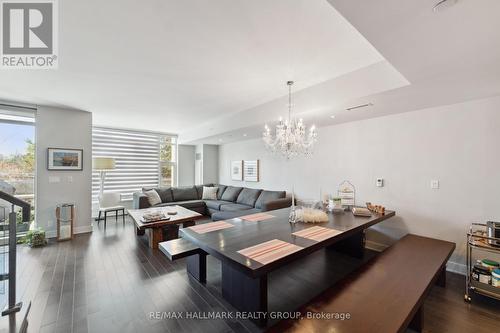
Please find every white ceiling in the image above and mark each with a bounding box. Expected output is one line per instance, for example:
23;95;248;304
2;0;499;144
0;0;388;134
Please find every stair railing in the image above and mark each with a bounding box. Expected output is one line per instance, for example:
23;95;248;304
0;190;30;316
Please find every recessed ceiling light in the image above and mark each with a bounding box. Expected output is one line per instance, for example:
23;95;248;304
433;0;458;12
243;133;247;137
330;115;336;119
218;138;223;142
346;103;373;111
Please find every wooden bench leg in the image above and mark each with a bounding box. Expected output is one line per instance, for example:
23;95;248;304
436;266;446;287
409;304;424;333
187;252;207;283
328;231;365;259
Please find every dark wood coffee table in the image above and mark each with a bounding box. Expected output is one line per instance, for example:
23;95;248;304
128;206;203;249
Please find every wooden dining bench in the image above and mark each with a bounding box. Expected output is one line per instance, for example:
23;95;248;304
269;234;455;333
159;238;207;283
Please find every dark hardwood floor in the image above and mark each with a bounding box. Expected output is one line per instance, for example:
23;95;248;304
8;217;500;333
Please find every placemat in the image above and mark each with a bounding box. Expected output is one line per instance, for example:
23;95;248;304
237;239;303;265
292;226;342;242
188;221;234;234
240;212;275;222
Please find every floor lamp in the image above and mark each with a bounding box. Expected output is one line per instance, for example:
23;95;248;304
93;157;116;200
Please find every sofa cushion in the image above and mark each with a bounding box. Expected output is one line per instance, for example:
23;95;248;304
236;188;262;207
211;208;261;221
221;186;243;202
155;200;205;210
144;189;161;206
255;190;286;209
195;184;214;199
142;187;173;203
216;185;228;200
205;200;231;210
202;186;218;200
220;203;253;212
172;186;198;201
156;187;173;203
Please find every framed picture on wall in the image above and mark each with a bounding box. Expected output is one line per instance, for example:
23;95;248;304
231;160;243;180
47;148;83;171
244;160;260;182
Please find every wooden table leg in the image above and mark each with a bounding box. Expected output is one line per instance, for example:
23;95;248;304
436;266;446;287
183;220;195;228
328;230;365;259
136;227;145;236
409;304;424;332
221;262;268;326
187;252;207;283
163;224;180;240
147;228;163;249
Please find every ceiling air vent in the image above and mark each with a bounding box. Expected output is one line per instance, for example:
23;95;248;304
433;0;458;12
345;103;373;111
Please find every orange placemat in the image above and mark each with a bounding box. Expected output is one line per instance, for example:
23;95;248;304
292;226;342;242
188;221;233;234
237;239;303;265
240;212;275;222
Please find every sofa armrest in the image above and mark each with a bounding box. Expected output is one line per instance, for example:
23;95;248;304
133;192;151;209
261;197;292;212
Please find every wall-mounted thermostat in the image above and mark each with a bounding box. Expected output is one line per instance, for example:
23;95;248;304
376;178;384;187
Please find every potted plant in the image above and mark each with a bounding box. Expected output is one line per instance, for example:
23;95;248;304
24;228;47;247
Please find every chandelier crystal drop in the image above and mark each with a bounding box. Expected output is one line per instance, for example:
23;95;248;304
263;81;317;159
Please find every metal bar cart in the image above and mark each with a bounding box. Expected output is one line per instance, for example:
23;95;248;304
465;223;500;302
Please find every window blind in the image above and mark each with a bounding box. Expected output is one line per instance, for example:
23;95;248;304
92;127;176;203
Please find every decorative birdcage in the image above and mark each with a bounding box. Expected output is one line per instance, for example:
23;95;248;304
338;180;355;209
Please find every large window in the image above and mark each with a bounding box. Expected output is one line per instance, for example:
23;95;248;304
92;127;177;203
0;105;36;235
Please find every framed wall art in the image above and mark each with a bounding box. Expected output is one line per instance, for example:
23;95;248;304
47;148;83;171
243;160;260;182
231;160;243;180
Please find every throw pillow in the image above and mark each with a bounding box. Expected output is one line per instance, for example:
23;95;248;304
202;186;218;200
144;189;161;206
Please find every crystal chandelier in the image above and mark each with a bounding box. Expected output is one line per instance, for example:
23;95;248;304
263;81;317;159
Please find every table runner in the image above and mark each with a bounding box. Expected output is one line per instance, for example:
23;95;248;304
237;239;303;265
292;226;342;242
188;221;234;234
240;212;275;222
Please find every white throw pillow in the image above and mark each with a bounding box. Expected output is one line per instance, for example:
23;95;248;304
144;189;161;206
202;186;218;200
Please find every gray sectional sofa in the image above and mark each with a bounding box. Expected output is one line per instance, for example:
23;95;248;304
132;184;292;221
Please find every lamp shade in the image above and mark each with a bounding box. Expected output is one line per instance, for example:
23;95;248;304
93;157;115;170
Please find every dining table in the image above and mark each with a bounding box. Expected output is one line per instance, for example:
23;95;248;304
179;207;396;320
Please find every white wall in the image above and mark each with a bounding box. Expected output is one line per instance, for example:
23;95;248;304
178;144;195;186
36;106;92;236
219;96;500;273
194;144;219;184
203;144;219;184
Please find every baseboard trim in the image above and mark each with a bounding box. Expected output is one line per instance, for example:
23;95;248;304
446;261;467;276
365;240;389;252
74;225;93;235
45;224;92;239
365;239;466;276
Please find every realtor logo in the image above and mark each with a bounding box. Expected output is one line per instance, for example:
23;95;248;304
1;0;58;68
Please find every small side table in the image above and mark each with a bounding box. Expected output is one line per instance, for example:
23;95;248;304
56;203;75;241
